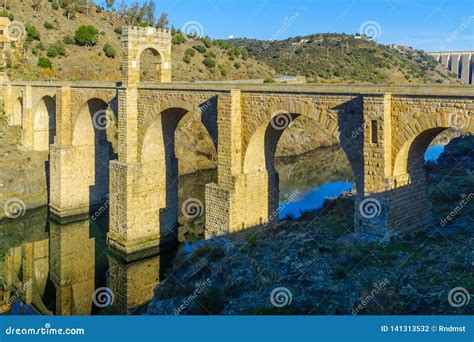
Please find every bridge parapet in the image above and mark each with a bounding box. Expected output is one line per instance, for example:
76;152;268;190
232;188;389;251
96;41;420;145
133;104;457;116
122;26;171;39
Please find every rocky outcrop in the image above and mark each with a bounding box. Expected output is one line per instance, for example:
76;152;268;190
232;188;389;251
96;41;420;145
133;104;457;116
146;136;473;315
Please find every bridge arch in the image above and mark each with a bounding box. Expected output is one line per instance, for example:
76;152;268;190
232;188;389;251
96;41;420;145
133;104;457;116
393;109;473;177
240;102;357;228
12;96;23;126
136;104;217;244
70;98;117;211
393;127;448;177
33;95;56;151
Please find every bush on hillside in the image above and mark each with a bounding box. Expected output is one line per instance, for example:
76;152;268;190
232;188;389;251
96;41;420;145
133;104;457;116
37;57;52;69
193;45;206;54
203;57;216;68
44;21;54;30
0;10;14;21
74;25;99;46
172;32;185;45
26;24;41;41
47;42;66;58
63;35;75;45
103;43;116;58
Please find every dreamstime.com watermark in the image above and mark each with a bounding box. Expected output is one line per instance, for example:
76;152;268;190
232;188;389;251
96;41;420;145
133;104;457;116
182;198;204;219
270;287;293;307
0;279;32;311
352;278;390;315
263;12;300;49
182;20;205;39
359;197;382;219
4;323;85;336
264;189;300;226
89;199;110;223
440;193;473;227
441;16;474;50
3;198;26;219
448;287;471;308
173;278;212;315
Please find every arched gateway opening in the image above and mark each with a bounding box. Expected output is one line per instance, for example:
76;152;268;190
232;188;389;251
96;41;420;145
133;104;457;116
139;48;162;82
69;98;117;213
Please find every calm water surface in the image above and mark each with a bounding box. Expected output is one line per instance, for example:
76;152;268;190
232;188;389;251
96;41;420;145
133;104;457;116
0;145;442;315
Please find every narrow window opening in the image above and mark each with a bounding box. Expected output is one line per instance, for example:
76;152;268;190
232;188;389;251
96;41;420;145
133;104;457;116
371;120;378;144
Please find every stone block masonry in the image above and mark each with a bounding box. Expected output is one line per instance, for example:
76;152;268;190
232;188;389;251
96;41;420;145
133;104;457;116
2;25;473;254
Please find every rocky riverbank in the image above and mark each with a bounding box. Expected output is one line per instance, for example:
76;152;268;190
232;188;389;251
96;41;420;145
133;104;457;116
146;136;473;315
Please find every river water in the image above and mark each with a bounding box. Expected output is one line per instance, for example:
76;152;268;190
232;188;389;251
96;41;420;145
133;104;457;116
0;145;443;315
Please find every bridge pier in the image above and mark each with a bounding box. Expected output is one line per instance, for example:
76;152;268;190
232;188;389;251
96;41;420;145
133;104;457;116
108;87;179;255
461;54;471;84
355;95;437;240
50;87;90;218
50;144;96;218
50;220;95;315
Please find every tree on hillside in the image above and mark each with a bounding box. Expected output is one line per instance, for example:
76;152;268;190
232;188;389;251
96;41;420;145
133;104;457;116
157;11;169;29
106;0;115;10
64;3;79;20
31;0;43;11
144;0;156;26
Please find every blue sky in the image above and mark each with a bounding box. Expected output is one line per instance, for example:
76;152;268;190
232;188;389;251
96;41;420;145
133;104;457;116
103;0;473;51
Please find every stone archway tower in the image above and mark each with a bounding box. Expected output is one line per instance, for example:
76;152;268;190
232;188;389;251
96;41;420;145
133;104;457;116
121;26;172;85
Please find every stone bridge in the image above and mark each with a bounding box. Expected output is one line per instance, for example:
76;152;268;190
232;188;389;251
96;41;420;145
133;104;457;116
428;51;473;85
3;27;474;255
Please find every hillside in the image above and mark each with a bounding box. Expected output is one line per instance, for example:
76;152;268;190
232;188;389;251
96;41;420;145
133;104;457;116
3;0;275;82
231;34;461;84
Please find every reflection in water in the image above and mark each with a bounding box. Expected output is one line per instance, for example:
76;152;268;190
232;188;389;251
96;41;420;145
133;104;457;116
6;144;436;315
0;209;176;316
278;181;354;219
424;145;444;162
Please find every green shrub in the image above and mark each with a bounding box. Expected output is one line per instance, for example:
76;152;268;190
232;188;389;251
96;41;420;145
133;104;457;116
171;32;185;45
334;266;348;279
204;51;216;59
0;10;14;21
63;35;75;45
234;62;241;70
196;286;225;314
37;57;52;69
74;25;99;46
114;27;123;35
202;36;212;48
103;43;116;58
47;41;66;58
26;23;41;41
47;46;58;58
263;78;275;84
203;57;216;68
51;0;60;10
36;42;46;51
185;48;196;57
44;21;54;30
193;45;207;54
214;40;230;50
219;65;227;76
183;55;191;64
